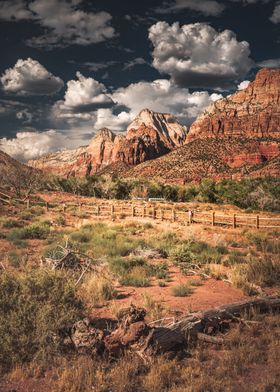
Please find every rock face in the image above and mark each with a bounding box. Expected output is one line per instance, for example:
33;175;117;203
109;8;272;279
187;68;280;142
124;68;280;183
28;109;187;177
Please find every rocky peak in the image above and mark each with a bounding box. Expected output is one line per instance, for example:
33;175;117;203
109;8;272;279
187;68;280;142
89;128;116;144
28;109;187;177
127;108;187;148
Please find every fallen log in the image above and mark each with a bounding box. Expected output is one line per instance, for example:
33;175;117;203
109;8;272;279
170;296;280;339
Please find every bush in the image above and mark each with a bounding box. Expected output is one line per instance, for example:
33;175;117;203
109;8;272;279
172;282;193;297
80;274;116;307
232;256;280;289
120;266;150;287
0;270;83;369
8;223;50;241
0;218;24;228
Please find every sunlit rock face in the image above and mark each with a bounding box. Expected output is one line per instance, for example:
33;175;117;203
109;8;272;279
28;110;187;177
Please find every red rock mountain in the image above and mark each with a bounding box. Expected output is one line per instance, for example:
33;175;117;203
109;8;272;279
29;68;280;182
187;68;280;142
125;68;280;183
28;109;187;177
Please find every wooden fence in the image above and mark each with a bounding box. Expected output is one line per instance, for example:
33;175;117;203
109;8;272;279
1;190;280;230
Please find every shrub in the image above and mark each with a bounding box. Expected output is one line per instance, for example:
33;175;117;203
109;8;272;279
231;256;280;290
120;266;150;287
1;219;24;228
80;273;116;307
70;231;91;243
55;215;66;226
9;223;50;240
0;270;83;369
172;282;193;297
170;243;193;265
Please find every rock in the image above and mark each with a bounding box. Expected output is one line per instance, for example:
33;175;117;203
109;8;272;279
28;109;187;177
124;68;280;183
187;68;280;142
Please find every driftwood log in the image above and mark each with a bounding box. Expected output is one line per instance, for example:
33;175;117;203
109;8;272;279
59;297;280;362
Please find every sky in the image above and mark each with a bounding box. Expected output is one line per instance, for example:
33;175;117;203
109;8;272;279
0;0;279;161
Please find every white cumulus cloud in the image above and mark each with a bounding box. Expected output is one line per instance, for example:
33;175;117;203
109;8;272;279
0;130;67;161
1;58;64;96
52;72;113;123
148;22;253;89
0;0;115;49
238;80;250;90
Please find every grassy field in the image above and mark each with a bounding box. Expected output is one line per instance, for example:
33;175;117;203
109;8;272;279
0;196;279;391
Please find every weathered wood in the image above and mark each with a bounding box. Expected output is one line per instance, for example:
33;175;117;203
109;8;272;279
170;296;280;338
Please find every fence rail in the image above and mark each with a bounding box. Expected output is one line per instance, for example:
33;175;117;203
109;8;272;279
1;190;280;230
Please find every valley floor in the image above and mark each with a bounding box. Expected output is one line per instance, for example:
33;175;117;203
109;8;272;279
0;194;279;391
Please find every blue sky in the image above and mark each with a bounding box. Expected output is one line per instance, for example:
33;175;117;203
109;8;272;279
0;0;279;160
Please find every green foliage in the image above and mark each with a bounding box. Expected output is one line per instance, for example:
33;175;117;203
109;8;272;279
172;282;193;297
0;218;24;228
0;270;83;369
44;174;280;211
8;223;50;241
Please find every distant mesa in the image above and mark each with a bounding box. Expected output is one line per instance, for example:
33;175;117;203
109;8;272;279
28;68;280;182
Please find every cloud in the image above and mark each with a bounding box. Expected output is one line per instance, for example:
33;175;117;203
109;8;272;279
0;0;34;21
238;80;250;90
123;57;149;70
1;58;64;95
0;130;68;161
270;3;280;23
0;126;98;161
81;61;118;72
157;0;225;16
16;109;33;123
93;109;134;131
52;72;113;122
148;22;253;89
0;0;115;49
257;58;280;67
112;79;221;125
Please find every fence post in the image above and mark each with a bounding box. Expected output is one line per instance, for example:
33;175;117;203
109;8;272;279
132;206;135;217
26;198;30;209
172;208;176;223
62;203;66;213
78;202;82;213
233;214;236;228
46;201;49;211
212;212;215;226
256;215;259;229
143;206;146;218
96;205;100;216
153;207;156;220
161;209;164;221
111;204;115;220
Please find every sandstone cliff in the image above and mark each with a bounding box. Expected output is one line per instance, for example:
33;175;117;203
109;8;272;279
187;68;280;142
28;109;187;177
125;68;280;183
